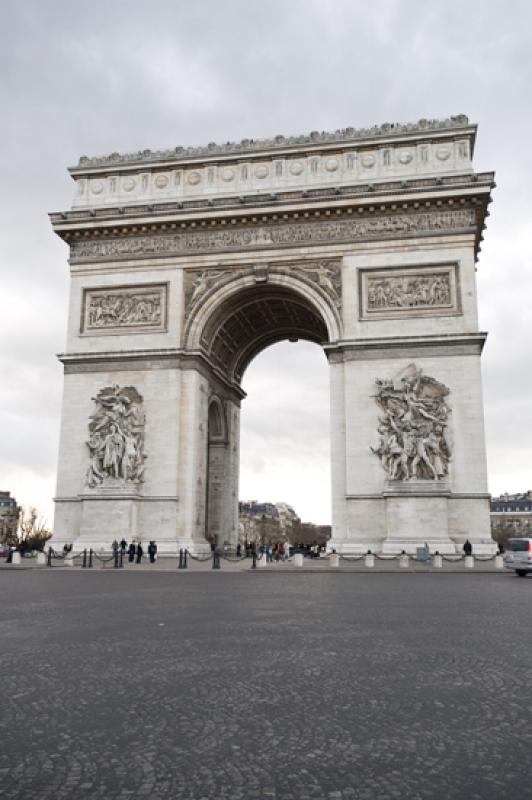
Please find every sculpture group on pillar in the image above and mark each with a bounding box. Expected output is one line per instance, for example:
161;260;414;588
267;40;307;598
86;385;146;487
371;364;451;481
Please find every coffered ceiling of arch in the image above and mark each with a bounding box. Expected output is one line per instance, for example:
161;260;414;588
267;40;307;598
200;286;329;383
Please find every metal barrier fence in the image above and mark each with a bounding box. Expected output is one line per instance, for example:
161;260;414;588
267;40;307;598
5;546;499;571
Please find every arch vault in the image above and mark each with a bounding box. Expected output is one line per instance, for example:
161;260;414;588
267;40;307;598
50;115;496;554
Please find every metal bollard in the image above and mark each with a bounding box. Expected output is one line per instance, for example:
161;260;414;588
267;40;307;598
252;551;257;569
47;549;52;567
433;552;443;568
183;549;188;569
212;550;220;569
365;551;374;568
113;550;119;569
82;549;87;568
178;549;184;569
88;549;93;568
119;550;123;568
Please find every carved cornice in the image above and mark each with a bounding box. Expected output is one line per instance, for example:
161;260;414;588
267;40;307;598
58;349;246;401
73;116;473;170
67;207;478;264
51;171;493;227
325;333;487;362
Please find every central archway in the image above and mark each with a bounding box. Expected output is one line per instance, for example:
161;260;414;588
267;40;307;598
188;272;339;547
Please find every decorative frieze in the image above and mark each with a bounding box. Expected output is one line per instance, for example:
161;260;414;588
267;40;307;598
371;364;451;481
70;208;476;263
86;385;146;488
81;284;167;335
360;264;459;320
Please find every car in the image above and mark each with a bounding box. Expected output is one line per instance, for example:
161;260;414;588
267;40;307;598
505;538;532;577
0;543;9;558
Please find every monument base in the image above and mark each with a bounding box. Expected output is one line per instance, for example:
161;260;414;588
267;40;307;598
381;481;456;554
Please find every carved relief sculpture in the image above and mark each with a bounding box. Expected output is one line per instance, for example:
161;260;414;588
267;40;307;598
367;273;450;310
371;364;451;481
86;385;146;487
360;265;458;319
297;261;342;308
82;285;166;334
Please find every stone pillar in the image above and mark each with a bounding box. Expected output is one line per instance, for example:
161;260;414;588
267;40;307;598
328;357;347;551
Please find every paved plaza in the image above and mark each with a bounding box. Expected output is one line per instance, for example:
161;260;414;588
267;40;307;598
0;570;530;800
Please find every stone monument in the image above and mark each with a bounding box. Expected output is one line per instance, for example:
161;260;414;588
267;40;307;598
50;115;496;554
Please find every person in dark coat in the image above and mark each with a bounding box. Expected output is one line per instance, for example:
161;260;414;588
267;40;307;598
128;542;136;563
463;539;473;556
148;541;157;564
136;542;144;564
120;538;127;554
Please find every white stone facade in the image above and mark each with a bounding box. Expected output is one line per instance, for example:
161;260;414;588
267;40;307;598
50;116;496;554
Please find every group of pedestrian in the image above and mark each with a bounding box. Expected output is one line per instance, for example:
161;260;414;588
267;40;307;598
110;538;158;564
261;542;291;563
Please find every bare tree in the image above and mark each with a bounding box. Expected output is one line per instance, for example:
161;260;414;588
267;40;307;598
15;507;53;552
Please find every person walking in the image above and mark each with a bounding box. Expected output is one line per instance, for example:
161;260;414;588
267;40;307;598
128;542;136;563
136;542;144;564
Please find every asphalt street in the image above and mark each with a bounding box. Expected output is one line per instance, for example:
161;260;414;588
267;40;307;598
1;570;531;800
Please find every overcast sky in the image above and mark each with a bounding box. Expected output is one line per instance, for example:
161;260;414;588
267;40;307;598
1;0;531;526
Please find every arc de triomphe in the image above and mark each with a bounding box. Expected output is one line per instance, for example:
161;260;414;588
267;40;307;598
50;115;496;554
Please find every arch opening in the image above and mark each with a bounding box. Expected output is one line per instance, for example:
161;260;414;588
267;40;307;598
239;340;331;546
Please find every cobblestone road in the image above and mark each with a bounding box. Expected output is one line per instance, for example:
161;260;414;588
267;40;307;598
0;571;530;799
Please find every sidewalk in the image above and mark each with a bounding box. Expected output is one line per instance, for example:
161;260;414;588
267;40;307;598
1;555;509;574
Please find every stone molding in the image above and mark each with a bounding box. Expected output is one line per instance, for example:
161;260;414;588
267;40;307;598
81;283;167;335
359;263;460;320
345;493;491;500
55;495;179;503
69;208;477;263
59;349;246;401
325;333;487;362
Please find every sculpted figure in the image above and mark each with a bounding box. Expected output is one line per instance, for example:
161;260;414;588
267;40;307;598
371;364;451;481
85;385;145;487
103;424;124;479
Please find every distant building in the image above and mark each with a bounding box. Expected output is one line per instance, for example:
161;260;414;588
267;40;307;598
238;500;300;546
0;491;21;541
490;491;532;546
